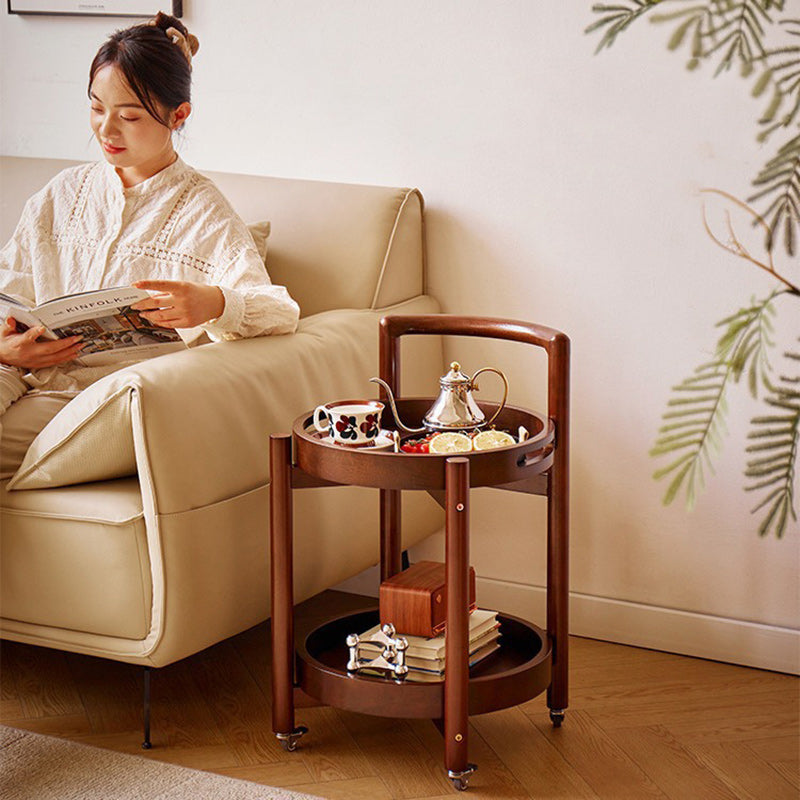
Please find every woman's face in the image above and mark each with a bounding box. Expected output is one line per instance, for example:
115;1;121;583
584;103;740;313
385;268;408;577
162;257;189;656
90;64;189;186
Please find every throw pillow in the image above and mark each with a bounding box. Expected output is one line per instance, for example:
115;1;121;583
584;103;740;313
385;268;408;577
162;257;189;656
248;220;271;265
8;383;136;490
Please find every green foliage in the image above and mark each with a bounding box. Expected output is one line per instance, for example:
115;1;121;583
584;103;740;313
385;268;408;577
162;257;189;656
745;365;799;537
586;2;800;255
586;1;665;53
587;2;800;536
723;296;776;393
749;132;800;255
651;360;730;509
755;19;800;137
650;293;782;515
649;1;773;75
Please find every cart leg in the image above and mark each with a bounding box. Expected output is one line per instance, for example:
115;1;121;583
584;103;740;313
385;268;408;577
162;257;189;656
380;489;402;581
270;434;307;750
549;709;566;728
444;457;477;789
546;355;570;725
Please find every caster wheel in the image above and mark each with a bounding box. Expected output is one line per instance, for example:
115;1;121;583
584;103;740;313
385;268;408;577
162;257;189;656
549;709;565;728
141;741;152;750
448;763;477;792
276;724;308;752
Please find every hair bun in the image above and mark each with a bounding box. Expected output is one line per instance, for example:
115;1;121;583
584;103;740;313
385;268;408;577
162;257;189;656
149;11;199;62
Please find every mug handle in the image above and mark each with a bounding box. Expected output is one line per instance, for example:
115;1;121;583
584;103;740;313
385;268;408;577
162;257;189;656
313;405;330;433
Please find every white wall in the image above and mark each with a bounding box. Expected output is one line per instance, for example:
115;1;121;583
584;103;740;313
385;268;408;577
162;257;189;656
1;3;798;671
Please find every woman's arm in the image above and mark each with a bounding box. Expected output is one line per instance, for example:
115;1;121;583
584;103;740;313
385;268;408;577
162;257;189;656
0;194;85;368
201;238;300;339
132;237;299;339
131;280;225;328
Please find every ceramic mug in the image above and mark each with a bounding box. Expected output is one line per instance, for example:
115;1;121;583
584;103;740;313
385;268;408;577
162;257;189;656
313;400;384;446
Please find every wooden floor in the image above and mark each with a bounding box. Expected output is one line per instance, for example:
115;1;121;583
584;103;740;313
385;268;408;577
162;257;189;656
1;590;798;799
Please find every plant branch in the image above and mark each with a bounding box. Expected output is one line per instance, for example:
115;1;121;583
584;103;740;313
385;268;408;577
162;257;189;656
700;188;800;292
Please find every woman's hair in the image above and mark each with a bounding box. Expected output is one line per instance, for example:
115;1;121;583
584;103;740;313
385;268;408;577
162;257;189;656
88;12;199;127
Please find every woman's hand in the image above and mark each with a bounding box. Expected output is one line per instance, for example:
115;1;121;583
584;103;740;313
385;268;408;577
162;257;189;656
132;280;225;328
0;317;84;369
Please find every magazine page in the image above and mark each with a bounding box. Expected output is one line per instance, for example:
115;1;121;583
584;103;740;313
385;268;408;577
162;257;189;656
0;294;53;338
34;287;187;367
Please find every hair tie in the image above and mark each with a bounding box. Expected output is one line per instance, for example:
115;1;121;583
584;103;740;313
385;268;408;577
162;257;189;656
166;27;199;65
147;14;199;66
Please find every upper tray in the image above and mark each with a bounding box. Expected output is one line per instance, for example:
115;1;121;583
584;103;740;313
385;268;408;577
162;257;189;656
292;398;554;491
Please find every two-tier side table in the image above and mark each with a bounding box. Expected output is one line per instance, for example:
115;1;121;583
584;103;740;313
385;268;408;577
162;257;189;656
269;315;569;791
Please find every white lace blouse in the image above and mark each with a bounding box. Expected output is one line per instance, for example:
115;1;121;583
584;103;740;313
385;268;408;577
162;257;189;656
0;157;299;342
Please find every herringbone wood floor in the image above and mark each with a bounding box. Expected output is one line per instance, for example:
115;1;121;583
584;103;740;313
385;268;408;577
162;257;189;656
1;590;798;799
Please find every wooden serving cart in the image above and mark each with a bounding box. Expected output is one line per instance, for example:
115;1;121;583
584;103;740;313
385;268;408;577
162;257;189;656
269;315;570;791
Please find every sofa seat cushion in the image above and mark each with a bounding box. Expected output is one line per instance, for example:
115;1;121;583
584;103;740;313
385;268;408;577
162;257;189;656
0;477;151;640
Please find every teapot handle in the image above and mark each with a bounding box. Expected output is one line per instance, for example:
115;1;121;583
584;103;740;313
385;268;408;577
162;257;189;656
470;367;509;427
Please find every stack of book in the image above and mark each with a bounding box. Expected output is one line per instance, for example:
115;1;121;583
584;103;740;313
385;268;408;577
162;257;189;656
354;609;501;682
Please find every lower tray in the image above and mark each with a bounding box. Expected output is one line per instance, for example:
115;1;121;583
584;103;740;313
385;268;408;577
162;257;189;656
296;608;552;719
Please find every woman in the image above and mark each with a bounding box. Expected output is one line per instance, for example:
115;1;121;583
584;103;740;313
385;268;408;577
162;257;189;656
0;13;299;476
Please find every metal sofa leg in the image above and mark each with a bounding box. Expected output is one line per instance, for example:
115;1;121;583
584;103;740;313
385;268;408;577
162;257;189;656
142;667;152;749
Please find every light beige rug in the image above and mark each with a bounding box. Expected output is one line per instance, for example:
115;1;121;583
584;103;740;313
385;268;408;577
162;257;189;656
0;726;321;800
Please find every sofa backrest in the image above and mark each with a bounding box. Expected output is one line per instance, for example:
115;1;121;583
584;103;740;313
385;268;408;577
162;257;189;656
205;171;426;317
0;156;426;318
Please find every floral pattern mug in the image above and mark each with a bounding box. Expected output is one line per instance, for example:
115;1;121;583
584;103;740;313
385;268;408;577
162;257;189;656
313;400;384;446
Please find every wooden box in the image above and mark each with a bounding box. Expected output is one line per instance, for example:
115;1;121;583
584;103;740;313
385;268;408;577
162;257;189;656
379;560;476;638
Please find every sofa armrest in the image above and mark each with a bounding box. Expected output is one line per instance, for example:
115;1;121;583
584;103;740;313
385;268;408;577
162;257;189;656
10;295;442;504
129;307;392;514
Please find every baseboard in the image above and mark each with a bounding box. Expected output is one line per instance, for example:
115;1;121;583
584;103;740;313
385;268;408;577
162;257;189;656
477;577;800;676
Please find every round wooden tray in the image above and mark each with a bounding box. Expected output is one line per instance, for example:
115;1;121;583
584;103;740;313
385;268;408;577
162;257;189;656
296;608;552;719
293;399;554;490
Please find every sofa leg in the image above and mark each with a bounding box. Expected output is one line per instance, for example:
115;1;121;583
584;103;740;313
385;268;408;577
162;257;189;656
142;667;152;749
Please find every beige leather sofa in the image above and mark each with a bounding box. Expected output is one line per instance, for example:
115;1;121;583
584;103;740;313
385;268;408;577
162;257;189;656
0;157;444;668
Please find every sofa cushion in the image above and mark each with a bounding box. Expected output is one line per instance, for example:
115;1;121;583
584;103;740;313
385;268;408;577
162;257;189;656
7;382;136;490
0;477;150;640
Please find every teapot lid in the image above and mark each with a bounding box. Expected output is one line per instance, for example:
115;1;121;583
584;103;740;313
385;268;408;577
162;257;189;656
440;362;470;386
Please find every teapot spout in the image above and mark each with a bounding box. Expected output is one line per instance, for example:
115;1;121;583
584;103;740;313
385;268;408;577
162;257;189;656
369;377;426;434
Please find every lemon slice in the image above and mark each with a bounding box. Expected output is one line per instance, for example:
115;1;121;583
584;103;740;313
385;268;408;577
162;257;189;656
428;432;473;453
472;430;516;450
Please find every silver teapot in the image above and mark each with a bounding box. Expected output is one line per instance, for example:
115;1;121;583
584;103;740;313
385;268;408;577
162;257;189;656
370;361;508;434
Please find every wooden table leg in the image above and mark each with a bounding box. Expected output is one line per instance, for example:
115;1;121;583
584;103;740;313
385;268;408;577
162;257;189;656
380;489;402;582
444;457;476;789
547;450;569;726
546;331;570;726
270;434;306;750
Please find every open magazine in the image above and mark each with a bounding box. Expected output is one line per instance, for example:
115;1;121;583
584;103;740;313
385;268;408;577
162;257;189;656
0;286;187;367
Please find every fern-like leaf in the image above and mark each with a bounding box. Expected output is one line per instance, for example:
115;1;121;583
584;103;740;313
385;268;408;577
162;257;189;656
748;132;800;255
745;369;799;537
700;1;772;76
756;19;800;137
650;4;717;69
651;293;778;507
585;1;665;53
716;291;778;395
